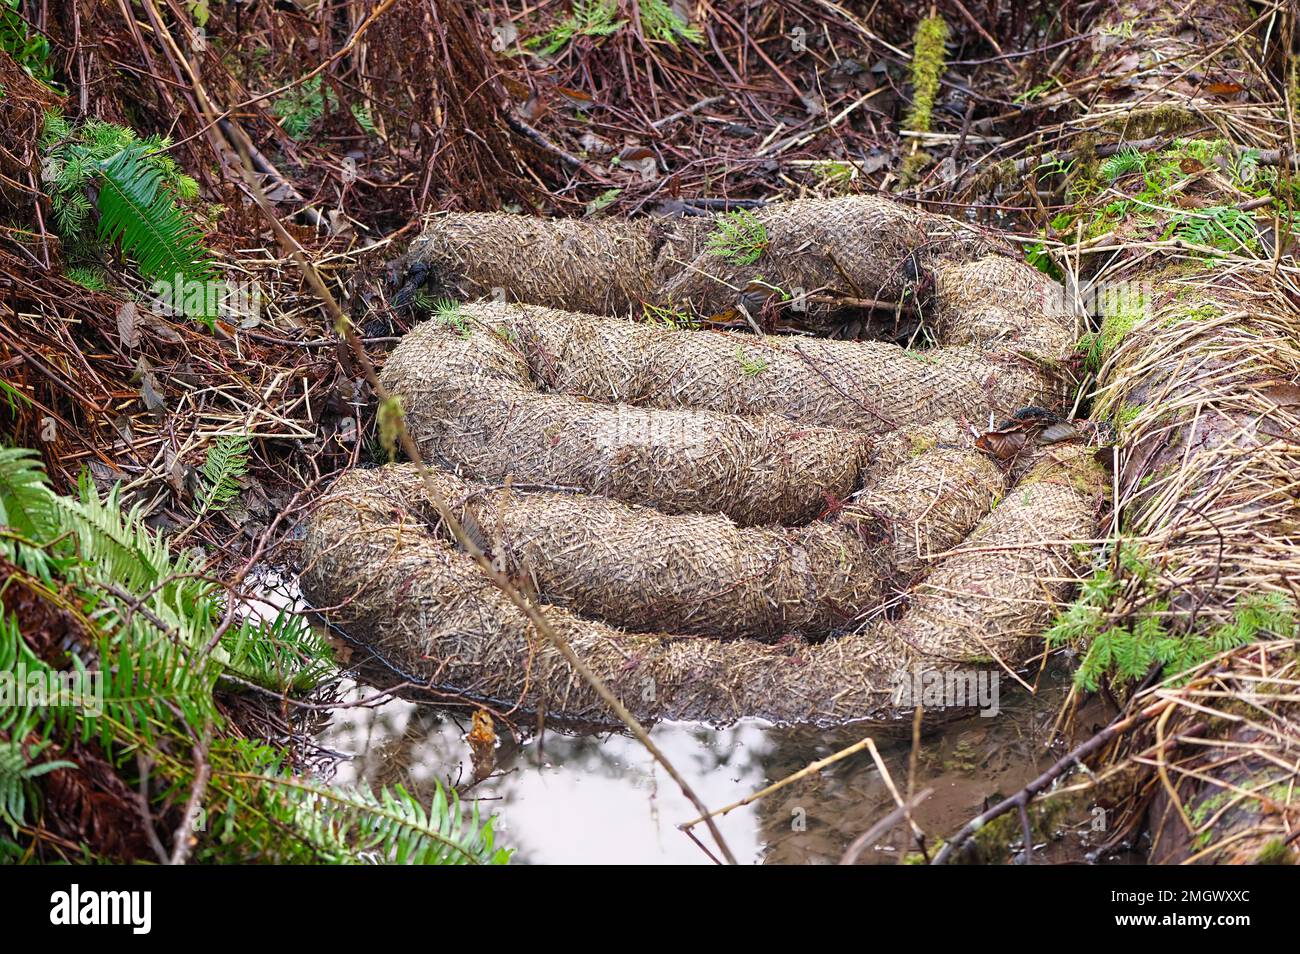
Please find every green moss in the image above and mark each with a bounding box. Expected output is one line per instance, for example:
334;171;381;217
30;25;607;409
962;790;1077;863
1255;839;1295;865
1018;454;1107;496
901;149;932;183
1071;131;1102;181
1190;790;1232;848
1115;403;1143;433
1079;298;1144;373
1162;303;1221;327
1262;782;1296;804
1099;302;1141;350
909;431;938;457
1100;104;1199;139
1060;136;1250;256
899;15;948;186
1082;208;1119;240
904;16;949;133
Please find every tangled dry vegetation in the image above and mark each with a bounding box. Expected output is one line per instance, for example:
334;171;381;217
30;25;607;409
1;0;1298;865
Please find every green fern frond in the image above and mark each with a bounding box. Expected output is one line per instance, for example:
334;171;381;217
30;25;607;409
38;477;224;748
47;475;183;595
0;726;74;834
1100;147;1146;182
213;742;508;865
96;145;215;291
222;609;335;693
350;102;377;136
40;113;215;325
0;445;54;541
1;451;510;863
199;434;251;511
1169;205;1259;253
272;75;335;141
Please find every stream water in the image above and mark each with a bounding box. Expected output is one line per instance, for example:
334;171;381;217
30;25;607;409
319;661;1124;864
247;566;1125;864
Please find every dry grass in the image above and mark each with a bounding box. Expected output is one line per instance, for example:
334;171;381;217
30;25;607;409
1005;0;1300;864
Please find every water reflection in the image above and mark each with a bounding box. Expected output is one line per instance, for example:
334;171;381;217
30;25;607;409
320;659;1112;864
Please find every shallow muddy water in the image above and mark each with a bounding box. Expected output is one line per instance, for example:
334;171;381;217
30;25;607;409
245;565;1124;864
319;660;1124;865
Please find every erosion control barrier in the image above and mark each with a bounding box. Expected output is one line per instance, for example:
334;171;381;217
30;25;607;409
390;195;1071;347
301;444;1103;726
303;437;1004;642
376;300;1069;525
302;192;1106;725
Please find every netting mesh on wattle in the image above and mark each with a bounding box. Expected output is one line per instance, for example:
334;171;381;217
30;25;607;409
302;196;1106;727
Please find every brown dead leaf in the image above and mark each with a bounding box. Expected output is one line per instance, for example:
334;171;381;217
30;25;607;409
518;92;545;123
1204;81;1246;97
555;85;595;109
116;300;140;349
975;429;1029;461
1262;383;1300;408
466;708;497;782
133;358;166;413
324;632;354;665
1040;421;1082;444
1114;52;1142;73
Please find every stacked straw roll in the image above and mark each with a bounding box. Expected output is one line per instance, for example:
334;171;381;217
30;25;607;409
303;195;1105;726
390;195;1067;346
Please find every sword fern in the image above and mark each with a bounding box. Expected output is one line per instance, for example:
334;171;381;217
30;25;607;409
40;112;215;325
198;433;251;511
0;446;509;864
